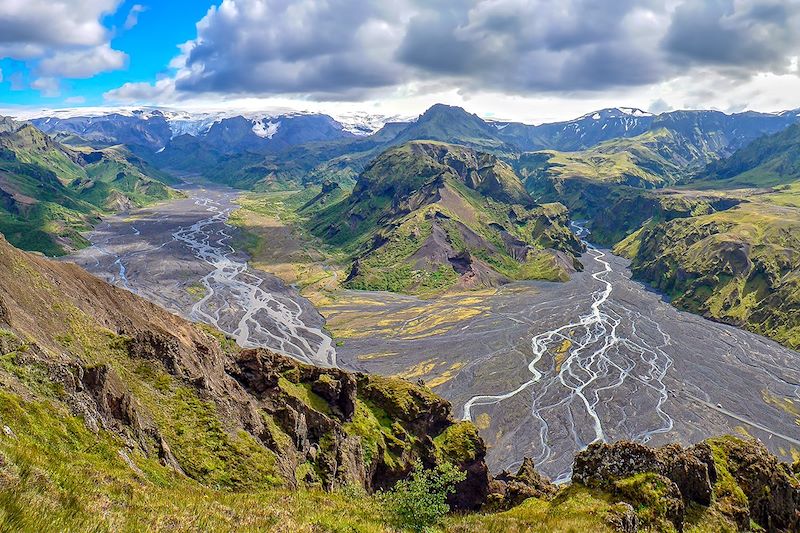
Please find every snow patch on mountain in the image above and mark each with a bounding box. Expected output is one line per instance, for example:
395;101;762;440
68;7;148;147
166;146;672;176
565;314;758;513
329;111;407;135
252;119;280;139
618;107;653;117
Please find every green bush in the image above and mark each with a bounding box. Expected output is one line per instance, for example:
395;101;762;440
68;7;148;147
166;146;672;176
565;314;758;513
383;462;466;532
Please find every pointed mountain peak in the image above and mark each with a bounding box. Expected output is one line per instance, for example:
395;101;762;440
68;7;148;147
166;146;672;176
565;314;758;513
417;103;476;121
577;108;654;121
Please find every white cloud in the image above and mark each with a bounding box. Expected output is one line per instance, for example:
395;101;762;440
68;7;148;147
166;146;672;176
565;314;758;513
104;0;800;121
0;0;127;83
104;78;177;103
0;68;3;83
124;4;147;30
0;0;121;47
64;96;87;104
31;77;60;97
39;45;128;79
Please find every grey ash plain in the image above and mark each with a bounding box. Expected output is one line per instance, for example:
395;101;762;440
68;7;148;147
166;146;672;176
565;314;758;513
66;186;800;480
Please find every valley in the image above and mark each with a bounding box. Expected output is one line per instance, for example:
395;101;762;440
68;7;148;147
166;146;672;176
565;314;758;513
64;184;800;483
67;184;336;367
4;102;800;531
6;2;800;528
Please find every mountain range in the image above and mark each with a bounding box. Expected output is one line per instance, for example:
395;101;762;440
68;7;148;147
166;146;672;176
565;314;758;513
28;104;800;192
6;102;800;349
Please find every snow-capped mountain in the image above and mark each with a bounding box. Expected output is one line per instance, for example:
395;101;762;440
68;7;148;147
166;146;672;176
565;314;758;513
21;104;800;157
26;107;403;153
490;107;800;152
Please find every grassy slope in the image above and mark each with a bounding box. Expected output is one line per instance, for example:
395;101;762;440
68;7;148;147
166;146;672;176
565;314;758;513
0;381;785;531
0;384;624;532
615;191;800;349
517;127;720;192
0;122;180;255
612;125;800;349
305;141;580;295
692;122;800;189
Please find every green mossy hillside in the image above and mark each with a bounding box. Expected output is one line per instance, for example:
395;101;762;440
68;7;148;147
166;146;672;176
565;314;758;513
308;141;584;295
615;200;800;349
0;118;180;255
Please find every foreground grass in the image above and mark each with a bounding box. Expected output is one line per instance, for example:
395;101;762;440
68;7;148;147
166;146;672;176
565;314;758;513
0;387;625;532
0;389;388;532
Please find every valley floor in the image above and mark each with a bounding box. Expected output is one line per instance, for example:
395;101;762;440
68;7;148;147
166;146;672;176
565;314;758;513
64;187;800;480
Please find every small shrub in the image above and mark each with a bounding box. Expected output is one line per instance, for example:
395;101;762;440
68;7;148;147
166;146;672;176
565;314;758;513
383;461;466;532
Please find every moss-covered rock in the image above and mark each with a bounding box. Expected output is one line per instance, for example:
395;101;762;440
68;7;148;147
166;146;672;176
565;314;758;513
707;436;800;532
571;437;799;532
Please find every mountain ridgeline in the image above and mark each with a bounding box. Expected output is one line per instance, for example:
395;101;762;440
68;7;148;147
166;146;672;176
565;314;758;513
32;104;800;192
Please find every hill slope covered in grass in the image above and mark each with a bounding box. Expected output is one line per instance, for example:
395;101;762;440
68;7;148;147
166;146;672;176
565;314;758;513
0;117;180;255
517;127;723;192
612;126;800;349
614;192;800;350
308;141;584;294
693;122;800;189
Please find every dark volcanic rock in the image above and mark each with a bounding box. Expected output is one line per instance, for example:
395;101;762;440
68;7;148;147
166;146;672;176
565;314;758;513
573;438;800;532
573;440;714;506
226;349;488;507
711;437;800;532
606;502;640;533
487;457;558;510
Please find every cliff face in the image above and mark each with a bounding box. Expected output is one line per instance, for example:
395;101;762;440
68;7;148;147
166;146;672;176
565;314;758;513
0;233;488;507
614;201;800;350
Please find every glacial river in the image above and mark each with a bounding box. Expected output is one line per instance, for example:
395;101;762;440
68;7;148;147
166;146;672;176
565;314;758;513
67;187;800;480
68;186;336;367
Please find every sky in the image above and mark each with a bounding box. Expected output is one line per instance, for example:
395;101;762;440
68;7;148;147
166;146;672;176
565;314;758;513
1;0;800;124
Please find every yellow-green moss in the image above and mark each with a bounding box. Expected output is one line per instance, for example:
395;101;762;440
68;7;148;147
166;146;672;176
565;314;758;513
278;376;332;414
434;421;482;464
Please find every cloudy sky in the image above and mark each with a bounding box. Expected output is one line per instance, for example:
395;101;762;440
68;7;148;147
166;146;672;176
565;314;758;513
1;0;799;123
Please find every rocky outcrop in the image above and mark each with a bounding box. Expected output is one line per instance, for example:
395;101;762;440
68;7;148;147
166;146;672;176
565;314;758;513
0;294;9;326
486;457;558;510
573;441;715;505
573;438;800;532
0;234;491;510
711;437;800;532
606;502;640;533
224;348;490;504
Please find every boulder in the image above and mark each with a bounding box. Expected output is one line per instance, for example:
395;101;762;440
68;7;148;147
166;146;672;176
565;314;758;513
573;440;714;506
573;440;715;530
606;502;640;533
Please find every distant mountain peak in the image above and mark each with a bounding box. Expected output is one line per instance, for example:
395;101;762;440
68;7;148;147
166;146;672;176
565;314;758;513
417;103;475;119
577;107;654;121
